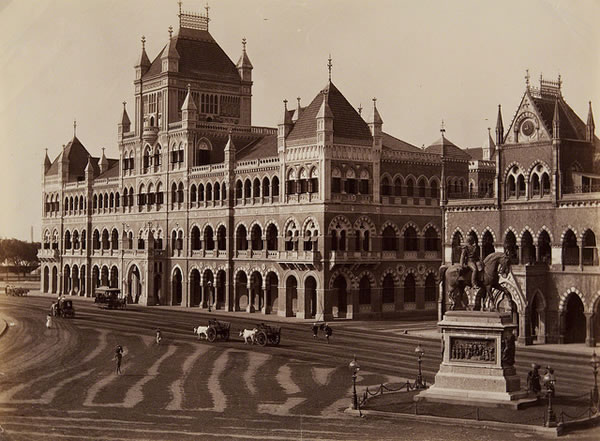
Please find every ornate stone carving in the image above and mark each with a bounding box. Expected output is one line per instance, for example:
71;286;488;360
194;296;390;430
450;337;496;363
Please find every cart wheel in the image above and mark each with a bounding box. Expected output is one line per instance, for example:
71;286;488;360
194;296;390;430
207;327;217;342
256;332;267;346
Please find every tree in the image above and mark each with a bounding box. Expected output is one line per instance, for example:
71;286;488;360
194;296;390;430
0;239;41;276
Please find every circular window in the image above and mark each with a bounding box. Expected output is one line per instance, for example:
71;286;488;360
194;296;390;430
521;119;535;136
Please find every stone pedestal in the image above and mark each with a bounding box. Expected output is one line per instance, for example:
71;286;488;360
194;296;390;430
416;311;532;409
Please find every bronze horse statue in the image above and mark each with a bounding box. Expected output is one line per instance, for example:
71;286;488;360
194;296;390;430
439;252;511;311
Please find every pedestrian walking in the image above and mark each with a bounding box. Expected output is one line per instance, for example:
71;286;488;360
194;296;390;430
526;363;541;396
311;323;319;339
46;313;53;329
322;323;332;344
155;328;162;345
114;345;123;374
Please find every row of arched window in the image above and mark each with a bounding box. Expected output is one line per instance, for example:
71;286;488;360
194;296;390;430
235;177;280;200
332;167;369;195
330;224;440;253
190;182;227;204
380;175;440;198
287;167;319;195
451;227;598;267
505;165;551;199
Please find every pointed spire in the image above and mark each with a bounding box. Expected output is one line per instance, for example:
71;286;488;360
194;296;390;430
44;148;51;171
483;127;496;160
85;154;94;174
316;94;333;119
225;129;235;151
281;99;293;125
168;26;173;38
368;97;383;124
292;97;302;122
121;101;131;125
586;101;595;142
136;36;151;68
236;37;253;69
73;119;77;138
552;98;560;139
495;104;504;145
181;84;197;111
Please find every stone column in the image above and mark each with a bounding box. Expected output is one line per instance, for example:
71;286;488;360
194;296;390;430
277;283;287;317
296;279;306;319
261;279;270;314
585;312;596;347
225;269;233;312
246;282;254;313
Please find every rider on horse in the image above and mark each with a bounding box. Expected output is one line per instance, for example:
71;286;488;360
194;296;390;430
460;234;482;288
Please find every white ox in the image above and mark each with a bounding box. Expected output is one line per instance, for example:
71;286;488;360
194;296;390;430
239;328;258;344
193;326;210;340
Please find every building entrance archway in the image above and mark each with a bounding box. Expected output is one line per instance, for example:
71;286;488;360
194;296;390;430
332;275;348;318
285;275;298;317
127;265;141;304
564;294;586;343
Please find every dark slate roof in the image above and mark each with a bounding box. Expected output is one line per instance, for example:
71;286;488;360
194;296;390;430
143;28;240;83
425;136;471;160
531;95;586;140
287;82;373;142
45;136;93;180
95;159;120;179
382;132;422;153
464;147;483;160
236;135;278;161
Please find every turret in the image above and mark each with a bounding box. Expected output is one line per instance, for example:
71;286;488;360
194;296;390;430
224;129;236;165
495;104;504;146
99;148;109;174
118;101;131;138
161;27;180;73
237;38;253;126
236;37;253;82
134;36;151;79
181;84;197;129
84;154;94;181
586;101;595;143
277;99;293;153
367;97;383;138
483;127;496;160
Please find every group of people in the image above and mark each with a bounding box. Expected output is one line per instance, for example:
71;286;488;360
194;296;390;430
526;363;555;397
311;322;333;343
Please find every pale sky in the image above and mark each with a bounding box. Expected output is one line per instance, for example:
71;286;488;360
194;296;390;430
1;0;599;241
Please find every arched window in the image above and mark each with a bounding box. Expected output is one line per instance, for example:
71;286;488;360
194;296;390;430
266;224;278;251
394;178;402;196
521;231;535;265
382;226;398;251
562;229;579;265
236;225;248;250
214;182;221;200
171;183;177;204
424;227;439;252
204;226;215;250
582;230;597;266
404;274;416;303
541;173;550;196
198;183;205;202
147;183;155;205
404;226;418;251
504;231;518;265
451;231;463;264
251;224;263;250
430;180;439;199
482;231;495;259
309;168;319;194
101;229;109;249
417;177;427;198
64;230;71;249
538;230;551;264
507;175;516;198
156;182;163;205
359;276;371;305
517;175;526;197
331;168;341;193
153;145;161;170
424;274;437;302
253;178;261;198
382;274;395;304
111;229;119;250
406;178;415;197
190;184;197;203
244;179;252;199
381;176;391;196
177;182;184;203
531;174;540;196
115;192;120;208
72;230;80;249
272;176;280;197
191;226;201;250
236;180;243;199
217;225;226;250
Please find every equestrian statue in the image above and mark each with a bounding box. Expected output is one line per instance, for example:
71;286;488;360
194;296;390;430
439;236;512;312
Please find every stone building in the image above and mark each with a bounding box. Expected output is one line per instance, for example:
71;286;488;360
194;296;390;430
38;7;449;321
444;74;600;346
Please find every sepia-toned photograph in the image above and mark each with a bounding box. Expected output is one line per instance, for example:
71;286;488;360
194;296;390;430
0;1;599;439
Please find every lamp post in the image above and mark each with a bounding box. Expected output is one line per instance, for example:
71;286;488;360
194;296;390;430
415;343;426;389
591;352;599;407
543;366;557;427
349;355;360;410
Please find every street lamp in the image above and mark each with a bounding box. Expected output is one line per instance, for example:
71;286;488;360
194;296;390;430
415;343;426;389
591;352;599;407
543;366;557;427
349;355;360;410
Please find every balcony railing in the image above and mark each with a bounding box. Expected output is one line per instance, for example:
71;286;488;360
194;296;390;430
562;185;600;194
448;190;494;200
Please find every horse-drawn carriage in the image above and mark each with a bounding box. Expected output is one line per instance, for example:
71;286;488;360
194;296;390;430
51;297;75;318
206;319;231;342
5;285;29;296
94;287;126;309
254;323;281;346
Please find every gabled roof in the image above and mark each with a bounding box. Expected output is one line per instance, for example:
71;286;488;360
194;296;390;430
530;95;586;140
286;81;373;142
143;28;240;83
424;136;471;160
381;132;422;153
236;135;278;161
46;136;94;179
464;147;484;160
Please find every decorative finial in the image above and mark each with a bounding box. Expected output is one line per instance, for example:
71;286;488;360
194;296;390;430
141;36;146;49
242;37;247;51
205;2;210;18
327;54;332;82
168;26;173;38
102;147;105;155
122;101;127;109
178;1;182;15
358;103;362;115
373;97;377;105
45;147;48;155
187;83;191;92
297;97;301;106
525;69;530;89
283;99;288;110
558;74;562;89
73;119;77;137
440;119;446;135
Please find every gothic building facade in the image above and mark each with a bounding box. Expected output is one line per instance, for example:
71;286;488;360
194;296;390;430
444;75;600;346
38;8;451;321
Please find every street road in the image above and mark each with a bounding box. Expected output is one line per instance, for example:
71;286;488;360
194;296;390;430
0;295;598;441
